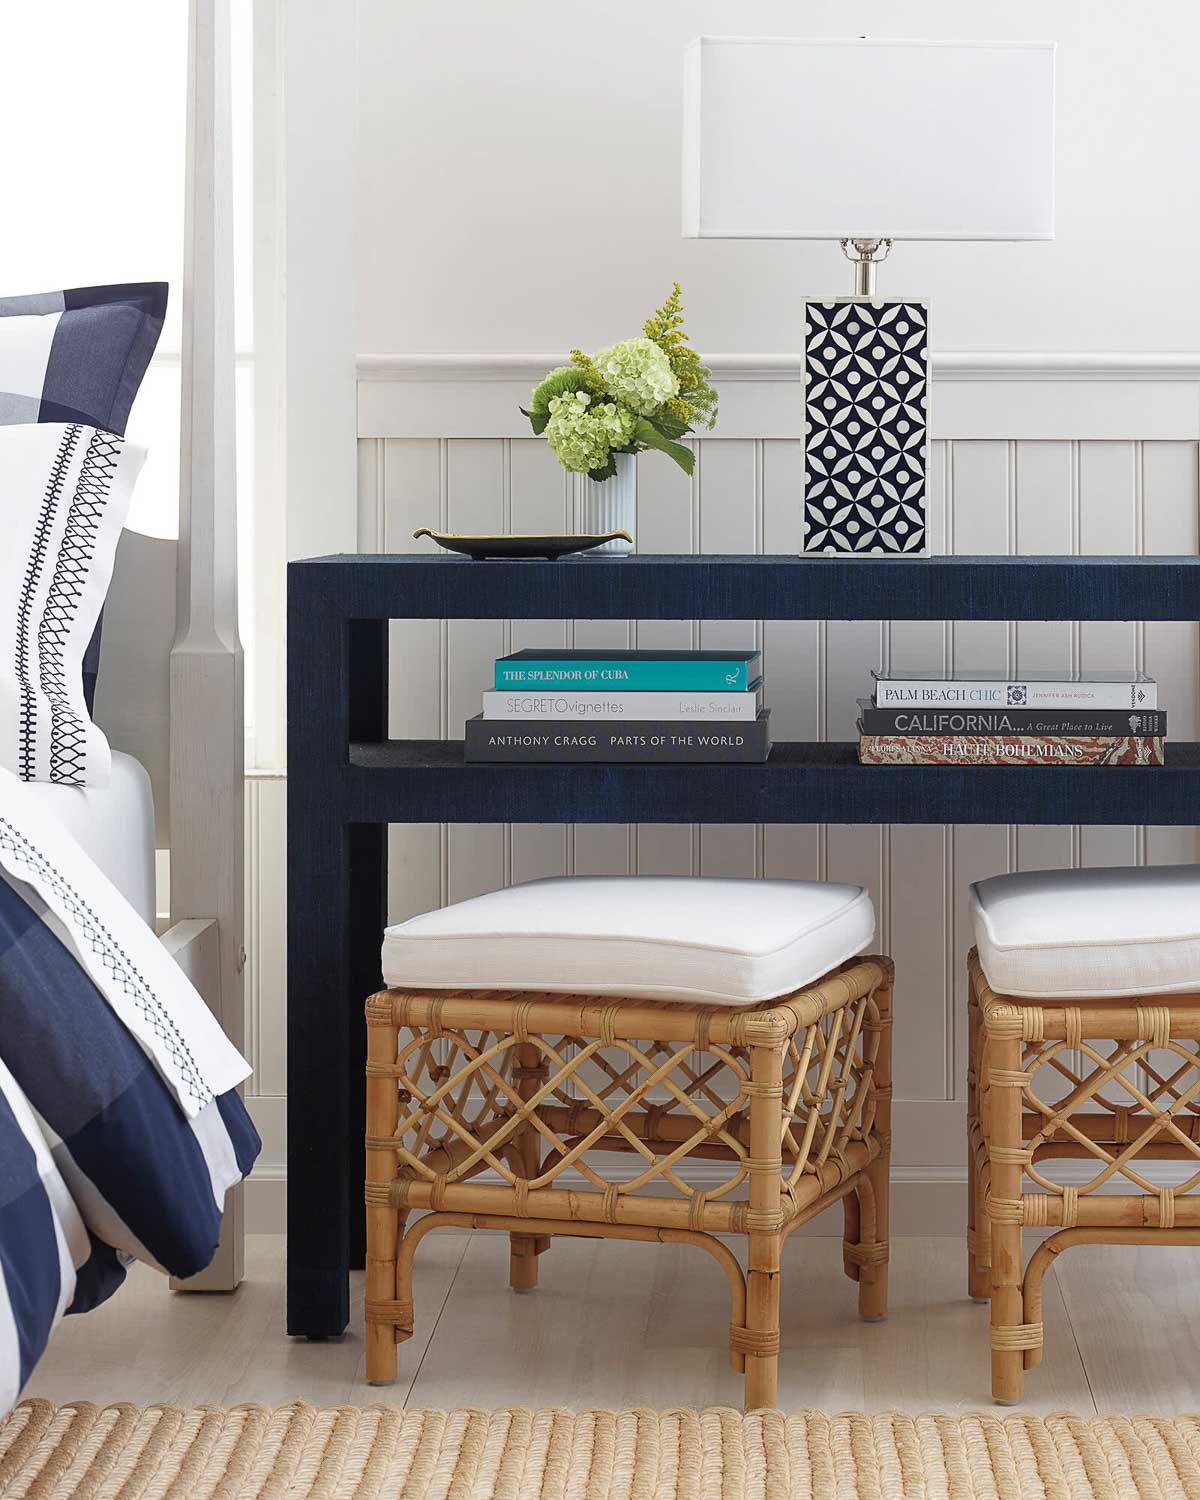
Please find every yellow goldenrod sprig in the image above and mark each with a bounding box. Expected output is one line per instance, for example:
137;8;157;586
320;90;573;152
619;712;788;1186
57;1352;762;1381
568;348;607;396
643;283;718;429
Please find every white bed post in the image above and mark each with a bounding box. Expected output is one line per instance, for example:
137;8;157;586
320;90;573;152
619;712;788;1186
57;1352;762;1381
169;0;245;1291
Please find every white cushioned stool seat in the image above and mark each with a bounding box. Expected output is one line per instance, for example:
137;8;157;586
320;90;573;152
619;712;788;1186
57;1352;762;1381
381;875;875;1006
971;863;1200;999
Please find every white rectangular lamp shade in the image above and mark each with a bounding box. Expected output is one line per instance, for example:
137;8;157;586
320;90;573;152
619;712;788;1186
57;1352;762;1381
683;37;1055;241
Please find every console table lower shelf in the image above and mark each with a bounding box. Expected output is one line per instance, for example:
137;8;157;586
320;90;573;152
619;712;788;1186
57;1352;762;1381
347;740;1200;826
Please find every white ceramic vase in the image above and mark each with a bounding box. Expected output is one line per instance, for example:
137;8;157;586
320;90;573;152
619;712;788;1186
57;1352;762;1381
582;450;635;554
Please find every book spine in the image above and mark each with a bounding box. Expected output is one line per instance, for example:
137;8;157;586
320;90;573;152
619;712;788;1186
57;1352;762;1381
859;705;1167;736
482;687;762;721
494;660;751;691
858;734;1164;766
874;680;1157;710
465;716;771;763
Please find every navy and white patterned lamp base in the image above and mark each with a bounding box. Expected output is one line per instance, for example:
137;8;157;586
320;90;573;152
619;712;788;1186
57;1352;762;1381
802;299;929;556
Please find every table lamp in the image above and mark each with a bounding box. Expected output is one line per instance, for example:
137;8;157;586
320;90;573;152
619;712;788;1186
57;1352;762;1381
682;36;1055;555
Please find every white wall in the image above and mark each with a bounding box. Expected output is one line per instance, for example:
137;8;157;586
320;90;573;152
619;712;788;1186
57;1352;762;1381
356;0;1200;355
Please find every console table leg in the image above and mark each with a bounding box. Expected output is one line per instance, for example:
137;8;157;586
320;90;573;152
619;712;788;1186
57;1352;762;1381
287;591;388;1333
287;811;352;1337
347;820;387;1268
345;619;389;1271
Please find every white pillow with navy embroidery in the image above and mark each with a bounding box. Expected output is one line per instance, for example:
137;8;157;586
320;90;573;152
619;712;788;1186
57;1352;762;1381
1;422;145;786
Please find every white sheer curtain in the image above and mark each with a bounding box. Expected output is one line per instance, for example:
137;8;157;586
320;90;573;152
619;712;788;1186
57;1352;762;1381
2;0;258;746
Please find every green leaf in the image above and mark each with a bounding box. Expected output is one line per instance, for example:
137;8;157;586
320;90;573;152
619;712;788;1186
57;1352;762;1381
633;418;694;476
646;410;690;440
520;405;549;435
587;454;618;483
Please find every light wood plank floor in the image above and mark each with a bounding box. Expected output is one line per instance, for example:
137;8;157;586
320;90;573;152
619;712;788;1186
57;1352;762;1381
24;1232;1200;1413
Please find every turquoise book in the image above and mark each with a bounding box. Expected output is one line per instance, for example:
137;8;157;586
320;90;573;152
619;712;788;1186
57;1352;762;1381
494;648;761;692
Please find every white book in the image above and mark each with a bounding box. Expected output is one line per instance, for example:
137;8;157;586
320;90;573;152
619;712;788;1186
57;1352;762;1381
482;681;764;722
873;671;1156;711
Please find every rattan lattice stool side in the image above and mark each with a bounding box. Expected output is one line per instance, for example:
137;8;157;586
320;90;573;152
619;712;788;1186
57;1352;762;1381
967;947;1200;1404
365;955;893;1410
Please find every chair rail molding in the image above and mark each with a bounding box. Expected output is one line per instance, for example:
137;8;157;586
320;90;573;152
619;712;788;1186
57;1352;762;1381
357;351;1200;443
240;347;1200;1234
357;351;1200;383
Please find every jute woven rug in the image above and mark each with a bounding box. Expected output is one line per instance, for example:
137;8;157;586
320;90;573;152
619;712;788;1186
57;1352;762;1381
3;1400;1200;1498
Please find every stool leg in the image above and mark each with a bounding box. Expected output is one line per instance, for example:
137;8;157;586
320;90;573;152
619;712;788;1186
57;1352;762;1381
967;1143;990;1302
987;1022;1026;1404
509;1234;540;1291
510;1040;546;1292
842;1189;861;1283
966;984;989;1302
744;1038;782;1410
365;1007;401;1384
856;1161;890;1322
858;977;892;1322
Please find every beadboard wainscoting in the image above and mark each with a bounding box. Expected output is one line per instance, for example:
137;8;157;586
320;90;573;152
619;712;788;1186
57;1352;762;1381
240;354;1200;1231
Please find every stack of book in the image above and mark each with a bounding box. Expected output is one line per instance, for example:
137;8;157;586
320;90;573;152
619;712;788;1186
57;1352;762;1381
464;649;771;762
858;670;1165;765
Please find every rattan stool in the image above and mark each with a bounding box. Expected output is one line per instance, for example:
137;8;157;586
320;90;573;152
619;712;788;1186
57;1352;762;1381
365;955;893;1409
969;940;1200;1403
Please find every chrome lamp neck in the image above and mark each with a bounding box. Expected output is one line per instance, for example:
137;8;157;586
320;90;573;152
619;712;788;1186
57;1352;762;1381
839;238;894;298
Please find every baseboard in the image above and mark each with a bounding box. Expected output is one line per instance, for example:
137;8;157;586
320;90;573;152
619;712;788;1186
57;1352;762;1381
245;1163;286;1234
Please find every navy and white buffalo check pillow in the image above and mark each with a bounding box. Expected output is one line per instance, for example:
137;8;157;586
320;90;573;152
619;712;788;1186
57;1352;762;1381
0;281;166;431
1;282;166;711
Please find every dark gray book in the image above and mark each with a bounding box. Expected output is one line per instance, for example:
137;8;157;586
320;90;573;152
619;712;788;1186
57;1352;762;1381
464;710;771;763
857;699;1167;737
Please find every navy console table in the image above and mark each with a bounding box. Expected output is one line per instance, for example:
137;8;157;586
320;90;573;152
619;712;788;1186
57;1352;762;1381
286;553;1200;1338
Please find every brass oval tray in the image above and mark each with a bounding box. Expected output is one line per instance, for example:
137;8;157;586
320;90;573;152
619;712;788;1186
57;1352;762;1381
413;528;632;560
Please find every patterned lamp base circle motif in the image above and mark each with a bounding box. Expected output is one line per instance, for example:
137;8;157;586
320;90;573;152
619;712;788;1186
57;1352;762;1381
802;299;929;557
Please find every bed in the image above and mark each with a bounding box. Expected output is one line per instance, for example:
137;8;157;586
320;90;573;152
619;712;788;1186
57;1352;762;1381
0;0;250;1405
20;753;156;926
0;770;258;1411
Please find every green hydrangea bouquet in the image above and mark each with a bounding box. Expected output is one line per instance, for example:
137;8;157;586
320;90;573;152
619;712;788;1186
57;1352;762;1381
521;284;718;481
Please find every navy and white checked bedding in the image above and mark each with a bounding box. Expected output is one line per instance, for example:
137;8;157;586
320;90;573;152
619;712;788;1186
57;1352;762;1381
0;771;259;1410
0;283;166;434
0;281;167;714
